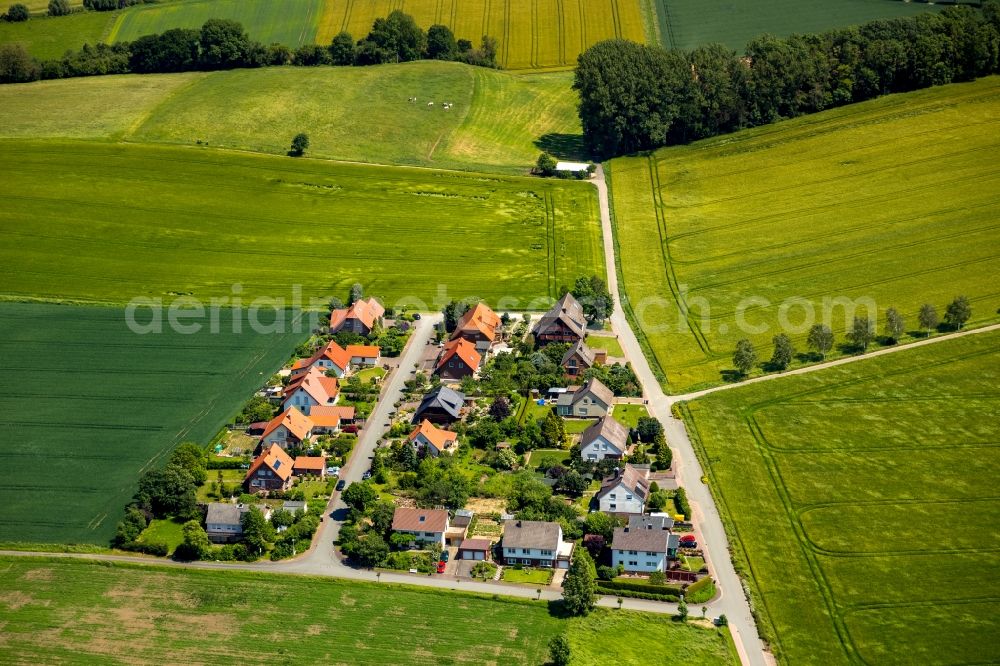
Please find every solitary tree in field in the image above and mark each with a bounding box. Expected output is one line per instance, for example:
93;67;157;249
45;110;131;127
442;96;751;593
289;132;310;156
732;338;757;376
770;333;795;371
806;324;834;359
677;595;689;622
4;3;29;21
944;295;972;330
536;152;557;176
884;307;905;343
918;303;939;336
847;316;875;352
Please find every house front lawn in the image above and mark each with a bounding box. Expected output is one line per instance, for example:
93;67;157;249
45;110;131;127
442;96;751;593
137;518;187;555
682;555;706;572
586;335;624;358
355;367;387;384
563;417;598;434
611;403;650;429
527;449;571;470
501;567;554;585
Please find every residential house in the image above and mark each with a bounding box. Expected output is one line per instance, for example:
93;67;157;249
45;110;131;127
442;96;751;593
346;344;380;367
290;341;350;378
408;419;459;456
502;519;574;569
451;302;501;352
595;464;650;514
329;297;384;335
244;444;295;492
611;515;679;573
391;507;450;547
205;502;273;544
283;365;339;416
457;538;492;561
532;293;587;345
282;500;308;514
435;338;481;381
561;340;597;378
293;456;327;477
556;377;613;418
309;405;356;434
414;387;465;425
259;408;314;450
579;415;629;461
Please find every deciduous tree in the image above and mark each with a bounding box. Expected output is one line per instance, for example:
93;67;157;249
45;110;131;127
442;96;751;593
918;303;939;335
944;295;972;329
806;323;834;359
732;338;757;376
770;333;794;370
884;307;905;342
847;316;875;352
562;547;597;616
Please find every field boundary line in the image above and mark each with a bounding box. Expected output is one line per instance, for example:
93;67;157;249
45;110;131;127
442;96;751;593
120;73;211;142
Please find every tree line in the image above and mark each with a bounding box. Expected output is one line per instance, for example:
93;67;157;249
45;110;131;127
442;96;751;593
574;3;1000;157
731;296;973;377
0;10;497;84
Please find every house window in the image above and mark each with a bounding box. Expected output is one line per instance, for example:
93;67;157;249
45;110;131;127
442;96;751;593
629;550;638;555
609;493;616;499
521;548;530;554
609;504;616;510
626;494;633;501
646;552;655;556
628;561;638;567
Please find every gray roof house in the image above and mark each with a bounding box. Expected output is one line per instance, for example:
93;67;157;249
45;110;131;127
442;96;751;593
533;293;587;344
556;377;613;418
206;502;273;544
414;386;466;425
579;415;629;461
502;519;574;569
596;464;650;515
561;340;597;378
611;517;679;573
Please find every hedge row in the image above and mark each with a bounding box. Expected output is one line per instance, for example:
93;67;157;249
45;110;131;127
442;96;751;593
596;586;680;602
598;578;685;596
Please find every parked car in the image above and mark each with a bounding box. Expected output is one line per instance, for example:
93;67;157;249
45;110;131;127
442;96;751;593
335;479;346;491
436;560;446;574
413;313;421;320
326;466;341;477
440;550;449;562
362;470;372;480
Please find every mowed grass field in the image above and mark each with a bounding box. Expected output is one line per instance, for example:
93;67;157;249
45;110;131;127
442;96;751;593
647;0;936;51
679;329;1000;665
0;304;305;545
320;0;649;69
0;9;115;60
0;62;581;171
0;140;602;307
609;77;1000;394
0;557;736;665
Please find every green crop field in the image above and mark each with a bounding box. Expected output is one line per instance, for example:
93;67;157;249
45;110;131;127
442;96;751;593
0;9;116;60
608;77;1000;394
107;0;325;47
319;0;649;70
0;140;601;307
0;303;305;545
646;0;936;51
0;557;735;664
0;62;581;171
680;329;1000;665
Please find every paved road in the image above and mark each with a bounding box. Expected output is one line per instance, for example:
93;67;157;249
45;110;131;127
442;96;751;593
592;165;770;666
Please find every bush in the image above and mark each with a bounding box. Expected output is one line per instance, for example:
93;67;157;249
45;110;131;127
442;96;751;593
685;575;716;603
48;0;71;16
595;586;680;602
121;540;168;556
5;3;29;21
289;132;310;157
674;486;691;520
597;578;684;596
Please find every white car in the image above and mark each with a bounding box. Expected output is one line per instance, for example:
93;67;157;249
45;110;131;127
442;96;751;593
326;466;341;477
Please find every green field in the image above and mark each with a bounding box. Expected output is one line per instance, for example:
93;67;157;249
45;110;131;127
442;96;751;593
0;303;305;544
610;403;648;429
647;0;936;51
108;0;324;47
609;77;1000;393
136;518;186;554
0;9;115;60
0;556;736;664
319;0;650;69
0;62;581;171
0;140;601;307
680;330;1000;665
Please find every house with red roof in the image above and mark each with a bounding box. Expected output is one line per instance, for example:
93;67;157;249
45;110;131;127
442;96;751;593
283;365;339;416
408;419;459;456
451;302;501;351
434;338;481;381
392;507;450;547
346;344;381;367
290;341;351;378
260;407;314;450
329;297;385;336
244;444;295;492
293;456;327;477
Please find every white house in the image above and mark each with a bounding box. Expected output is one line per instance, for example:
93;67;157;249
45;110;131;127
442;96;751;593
611;515;679;573
408;419;459;456
283;365;339;416
346;344;381;367
502;519;574;569
595;464;649;514
290;341;350;378
259;407;314;450
556;377;613;418
392;507;449;548
580;415;629;461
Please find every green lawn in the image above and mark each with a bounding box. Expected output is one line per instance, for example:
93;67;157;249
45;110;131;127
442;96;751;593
586;334;624;357
0;303;305;545
609;77;1000;393
646;0;937;51
501;566;554;585
196;470;246;503
527;448;571;470
680;329;1000;665
137;518;187;554
518;397;554;425
610;403;648;429
563;418;597;434
0;10;116;60
355;367;386;384
0;62;582;172
108;0;324;47
0;140;602;307
0;556;733;664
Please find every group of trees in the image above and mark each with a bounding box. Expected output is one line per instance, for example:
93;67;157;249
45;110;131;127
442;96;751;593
574;4;1000;156
732;296;973;376
0;11;498;84
569;276;614;325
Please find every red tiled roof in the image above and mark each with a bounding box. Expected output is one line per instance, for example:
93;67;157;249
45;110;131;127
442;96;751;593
260;407;313;441
436;338;481;373
346;344;380;358
458;538;491;551
293;456;326;471
311;406;355;422
392;507;449;533
284;366;339;405
452;302;501;342
245;444;295;482
330;298;384;331
408;419;458;453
